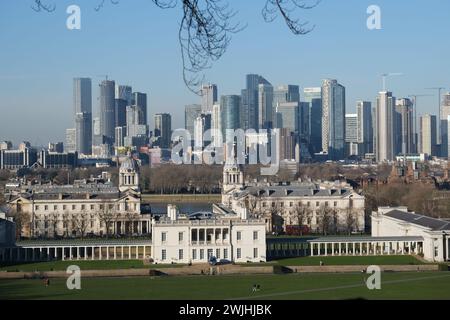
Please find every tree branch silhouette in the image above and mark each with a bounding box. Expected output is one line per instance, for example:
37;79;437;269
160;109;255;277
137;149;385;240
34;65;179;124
31;0;320;93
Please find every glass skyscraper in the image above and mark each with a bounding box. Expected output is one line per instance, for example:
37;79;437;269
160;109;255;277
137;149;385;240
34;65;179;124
321;79;346;160
99;80;116;144
73;78;92;155
304;87;322;154
221;95;241;141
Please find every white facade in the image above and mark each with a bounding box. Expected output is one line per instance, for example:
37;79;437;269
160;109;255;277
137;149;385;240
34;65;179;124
372;207;450;262
151;206;266;264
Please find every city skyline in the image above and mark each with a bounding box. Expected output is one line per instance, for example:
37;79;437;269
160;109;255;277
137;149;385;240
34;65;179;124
1;0;450;144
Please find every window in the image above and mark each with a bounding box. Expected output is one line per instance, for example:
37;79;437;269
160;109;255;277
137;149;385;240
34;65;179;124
334;202;338;207
223;249;228;260
161;232;167;243
216;249;220;259
161;249;167;261
253;248;258;258
262;202;267;207
90;205;94;210
200;249;204;260
81;205;85;210
44;205;48;211
178;249;184;260
307;202;311;207
53;205;57;211
237;231;242;241
237;248;242;259
325;202;329;207
35;205;39;210
178;232;184;242
192;249;197;260
72;205;76;210
253;231;258;240
207;249;214;258
316;202;320;207
290;202;293;207
62;205;66;210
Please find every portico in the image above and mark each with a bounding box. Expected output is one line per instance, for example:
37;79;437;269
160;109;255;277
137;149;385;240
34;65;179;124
308;236;424;257
0;240;152;262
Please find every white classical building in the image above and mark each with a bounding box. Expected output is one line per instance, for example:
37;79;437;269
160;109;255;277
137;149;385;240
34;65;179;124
151;205;267;264
221;162;365;233
5;156;151;238
372;207;450;262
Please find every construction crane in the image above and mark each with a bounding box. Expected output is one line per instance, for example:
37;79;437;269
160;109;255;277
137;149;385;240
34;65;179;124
425;87;446;144
408;94;434;152
97;75;109;81
381;73;403;91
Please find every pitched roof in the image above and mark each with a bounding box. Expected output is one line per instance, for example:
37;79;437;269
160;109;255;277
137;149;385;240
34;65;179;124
384;209;450;231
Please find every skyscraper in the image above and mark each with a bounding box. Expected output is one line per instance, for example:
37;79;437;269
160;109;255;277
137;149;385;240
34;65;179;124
321;79;346;160
304;87;322;154
441;93;450;158
132;92;148;125
154;113;172;149
345;114;358;156
356;101;373;156
395;98;414;155
124;105;149;149
221;95;241;141
115;85;132;105
212;103;222;147
185;104;202;137
419;114;437;156
115;99;128;128
376;91;396;162
276;102;299;134
99;80;116;144
273;85;300;128
65;128;76;153
73;78;92;155
201;84;218;114
75;112;92;155
241;74;271;130
258;83;274;129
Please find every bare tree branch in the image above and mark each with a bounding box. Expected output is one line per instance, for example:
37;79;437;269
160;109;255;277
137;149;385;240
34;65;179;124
31;0;319;93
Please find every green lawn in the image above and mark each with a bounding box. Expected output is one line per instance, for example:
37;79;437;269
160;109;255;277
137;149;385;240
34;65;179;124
0;260;184;272
1;272;450;300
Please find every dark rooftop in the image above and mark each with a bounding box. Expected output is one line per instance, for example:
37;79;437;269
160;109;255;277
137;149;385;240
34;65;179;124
385;210;450;231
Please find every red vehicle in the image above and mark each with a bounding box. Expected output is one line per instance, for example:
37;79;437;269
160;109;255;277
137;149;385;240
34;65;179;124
285;225;310;236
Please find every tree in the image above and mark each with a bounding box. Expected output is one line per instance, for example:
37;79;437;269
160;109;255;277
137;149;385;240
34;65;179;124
62;212;71;237
72;211;89;239
98;202;119;238
344;208;356;235
6;208;31;240
49;213;59;238
316;204;332;236
290;203;312;236
31;0;320;92
267;202;284;234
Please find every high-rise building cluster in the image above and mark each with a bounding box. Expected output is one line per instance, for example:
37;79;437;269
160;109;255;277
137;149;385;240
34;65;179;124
66;78;155;158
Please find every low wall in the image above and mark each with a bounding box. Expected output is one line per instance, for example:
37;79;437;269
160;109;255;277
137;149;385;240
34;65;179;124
286;265;440;273
0;264;441;279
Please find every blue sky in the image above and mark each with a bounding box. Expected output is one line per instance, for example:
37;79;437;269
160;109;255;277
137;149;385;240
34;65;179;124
0;0;449;145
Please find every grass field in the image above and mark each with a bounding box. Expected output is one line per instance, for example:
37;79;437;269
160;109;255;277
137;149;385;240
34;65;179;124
1;272;450;300
0;255;426;272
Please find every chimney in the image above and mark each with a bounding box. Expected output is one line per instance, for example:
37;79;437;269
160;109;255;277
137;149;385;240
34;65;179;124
58;193;63;200
240;206;248;220
167;204;178;221
86;193;90;200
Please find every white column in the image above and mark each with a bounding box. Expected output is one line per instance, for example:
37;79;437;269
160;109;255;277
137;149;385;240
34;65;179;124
310;243;314;256
129;246;132;260
332;243;335;256
324;243;328;256
47;248;50;261
345;243;349;255
77;247;80;260
143;246;146;259
122;246;124;259
85;247;88;260
92;247;95;260
338;243;342;256
114;246;117;260
62;247;65;261
106;246;110;260
136;246;139;259
353;243;356;256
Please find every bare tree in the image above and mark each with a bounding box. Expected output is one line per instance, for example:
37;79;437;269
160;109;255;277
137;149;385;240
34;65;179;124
62;212;71;237
98;202;118;238
267;201;284;234
31;0;320;92
345;208;356;235
72;211;89;239
49;213;59;238
6;208;31;240
290;203;312;236
316;204;332;236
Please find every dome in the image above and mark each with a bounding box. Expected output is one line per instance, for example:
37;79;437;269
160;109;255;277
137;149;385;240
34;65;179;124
120;157;140;172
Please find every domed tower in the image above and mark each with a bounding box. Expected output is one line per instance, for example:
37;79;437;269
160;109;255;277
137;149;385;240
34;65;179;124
119;156;140;193
222;159;244;194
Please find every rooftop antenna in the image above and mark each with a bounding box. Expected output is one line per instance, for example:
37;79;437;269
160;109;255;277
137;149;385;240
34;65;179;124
381;73;403;91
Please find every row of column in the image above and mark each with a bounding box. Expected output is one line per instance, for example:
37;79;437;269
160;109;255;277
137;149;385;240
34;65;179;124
310;241;422;257
113;221;149;235
0;245;152;262
191;228;229;245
